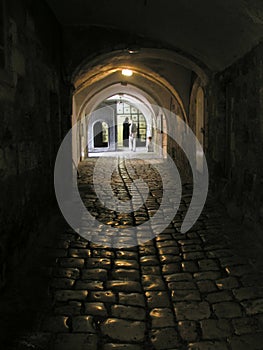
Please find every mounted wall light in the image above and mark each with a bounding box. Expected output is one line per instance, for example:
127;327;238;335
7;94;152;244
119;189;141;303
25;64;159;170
122;69;133;77
127;46;140;54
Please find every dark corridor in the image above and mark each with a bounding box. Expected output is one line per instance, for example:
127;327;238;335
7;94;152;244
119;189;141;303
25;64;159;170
0;0;263;349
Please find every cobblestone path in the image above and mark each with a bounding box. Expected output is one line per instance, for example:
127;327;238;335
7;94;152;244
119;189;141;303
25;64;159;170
17;158;263;349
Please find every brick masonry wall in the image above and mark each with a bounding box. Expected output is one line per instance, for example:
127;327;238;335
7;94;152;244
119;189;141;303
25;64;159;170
207;42;263;234
0;0;69;283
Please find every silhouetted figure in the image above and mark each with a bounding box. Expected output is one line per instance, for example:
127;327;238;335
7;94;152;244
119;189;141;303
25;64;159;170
129;119;137;152
123;117;129;147
147;136;154;152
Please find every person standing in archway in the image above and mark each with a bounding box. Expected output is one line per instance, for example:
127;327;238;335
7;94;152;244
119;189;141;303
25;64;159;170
123;117;130;147
129;119;137;152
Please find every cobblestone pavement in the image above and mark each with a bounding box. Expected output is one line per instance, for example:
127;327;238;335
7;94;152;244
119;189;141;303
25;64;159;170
16;157;263;349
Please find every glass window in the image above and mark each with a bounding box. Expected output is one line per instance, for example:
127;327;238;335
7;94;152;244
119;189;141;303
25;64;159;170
102;122;108;143
115;101;147;146
117;102;123;114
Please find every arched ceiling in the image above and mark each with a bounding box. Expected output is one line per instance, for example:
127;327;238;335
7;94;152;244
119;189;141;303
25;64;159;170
46;0;263;71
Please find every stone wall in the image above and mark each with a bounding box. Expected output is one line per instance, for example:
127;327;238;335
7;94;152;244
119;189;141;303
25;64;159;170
208;42;263;235
0;0;69;285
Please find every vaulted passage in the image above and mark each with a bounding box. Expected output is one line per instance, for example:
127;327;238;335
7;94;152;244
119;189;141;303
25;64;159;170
0;0;263;349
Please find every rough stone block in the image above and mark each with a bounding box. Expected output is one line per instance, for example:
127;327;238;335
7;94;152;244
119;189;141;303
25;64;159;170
101;318;145;342
174;301;210;320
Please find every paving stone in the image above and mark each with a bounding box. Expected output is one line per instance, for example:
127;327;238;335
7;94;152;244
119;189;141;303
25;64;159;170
198;259;220;271
193;271;221;281
232;317;259;335
188;340;228;350
103;344;143;350
216;276;239;290
229;333;263;350
150;308;175;328
54;334;98;350
178;239;202;246
54;301;82;316
41;316;69;332
205;290;233;303
174;301;211;320
156;240;178;248
156;234;173;241
75;280;104;290
145;291;171;308
141;266;161;275
200;319;232;339
162;263;181;274
181;245;202;253
111;305;145;320
160;254;181;264
84;302;108;317
119;292;145;307
168;281;196;290
212;302;242;318
114;259;139;269
53;267;80;279
69;248;91;258
106;280;142;292
159;247;180;255
172;290;201;302
92;249;115;258
197;280;217;293
100;318;145;342
178;321;198;342
86;258;112;269
165;273;192;282
72;316;96;333
82;268;108;281
140;255;160;265
89;291;116;303
139;246;156;255
51;278;75;289
58;258;85;268
142;275;166;290
111;268;140;280
150;328;179;349
241;299;263;315
116;251;138;260
55;290;88;302
183;252;206;260
181;261;199;272
233;286;263;301
70;240;88;248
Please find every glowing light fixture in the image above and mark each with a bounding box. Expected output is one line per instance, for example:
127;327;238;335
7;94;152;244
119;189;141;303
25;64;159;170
122;69;133;77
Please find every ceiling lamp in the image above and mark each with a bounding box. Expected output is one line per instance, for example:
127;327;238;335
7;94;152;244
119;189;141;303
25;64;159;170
122;69;133;77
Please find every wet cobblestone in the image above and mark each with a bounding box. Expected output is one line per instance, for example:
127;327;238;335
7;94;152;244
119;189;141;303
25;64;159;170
15;157;263;349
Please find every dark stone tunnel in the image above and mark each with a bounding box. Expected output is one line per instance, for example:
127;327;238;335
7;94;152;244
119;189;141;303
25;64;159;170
0;0;263;349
